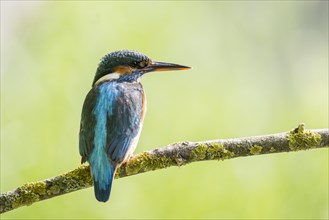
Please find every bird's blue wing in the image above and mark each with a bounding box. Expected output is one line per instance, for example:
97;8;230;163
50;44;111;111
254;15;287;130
105;82;144;163
79;88;98;163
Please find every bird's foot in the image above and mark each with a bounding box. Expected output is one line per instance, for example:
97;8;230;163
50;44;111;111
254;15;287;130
122;154;134;167
126;154;134;163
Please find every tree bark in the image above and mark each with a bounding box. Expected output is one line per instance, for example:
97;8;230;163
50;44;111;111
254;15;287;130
1;124;328;214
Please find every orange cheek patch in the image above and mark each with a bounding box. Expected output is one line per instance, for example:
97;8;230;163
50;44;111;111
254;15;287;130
113;66;133;75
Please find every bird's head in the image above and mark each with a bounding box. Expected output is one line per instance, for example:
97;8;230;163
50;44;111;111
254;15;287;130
93;50;190;86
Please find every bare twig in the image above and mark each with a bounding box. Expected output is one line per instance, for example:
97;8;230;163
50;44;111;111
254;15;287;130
1;124;328;214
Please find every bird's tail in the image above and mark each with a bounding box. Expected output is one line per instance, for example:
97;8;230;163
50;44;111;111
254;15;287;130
91;161;116;202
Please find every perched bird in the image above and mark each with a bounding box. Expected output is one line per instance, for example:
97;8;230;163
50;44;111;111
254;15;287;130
79;50;190;202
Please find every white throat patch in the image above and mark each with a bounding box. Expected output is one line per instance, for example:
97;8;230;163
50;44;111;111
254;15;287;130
95;73;120;85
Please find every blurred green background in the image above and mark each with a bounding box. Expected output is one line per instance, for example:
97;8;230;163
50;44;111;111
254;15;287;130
1;1;328;219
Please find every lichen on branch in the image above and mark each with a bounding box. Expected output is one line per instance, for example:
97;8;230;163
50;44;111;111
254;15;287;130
287;123;322;151
1;124;328;214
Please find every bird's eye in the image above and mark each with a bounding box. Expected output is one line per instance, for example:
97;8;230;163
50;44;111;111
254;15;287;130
139;61;146;68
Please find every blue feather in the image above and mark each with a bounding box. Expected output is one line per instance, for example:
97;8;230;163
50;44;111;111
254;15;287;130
89;83;116;202
79;80;144;202
92;162;115;202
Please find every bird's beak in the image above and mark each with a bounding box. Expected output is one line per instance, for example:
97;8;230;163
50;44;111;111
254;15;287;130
143;61;190;73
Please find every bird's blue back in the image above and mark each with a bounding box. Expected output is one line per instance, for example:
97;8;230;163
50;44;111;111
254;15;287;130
79;80;144;202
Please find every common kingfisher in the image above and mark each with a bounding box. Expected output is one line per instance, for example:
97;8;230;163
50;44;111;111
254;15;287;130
79;50;190;202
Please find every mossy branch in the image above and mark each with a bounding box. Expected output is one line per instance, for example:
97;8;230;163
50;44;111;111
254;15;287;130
1;124;328;214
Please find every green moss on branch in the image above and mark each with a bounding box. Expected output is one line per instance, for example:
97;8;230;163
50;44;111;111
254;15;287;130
1;124;328;214
250;145;263;155
287;123;322;151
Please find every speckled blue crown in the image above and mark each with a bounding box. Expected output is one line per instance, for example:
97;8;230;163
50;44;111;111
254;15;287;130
93;50;151;84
